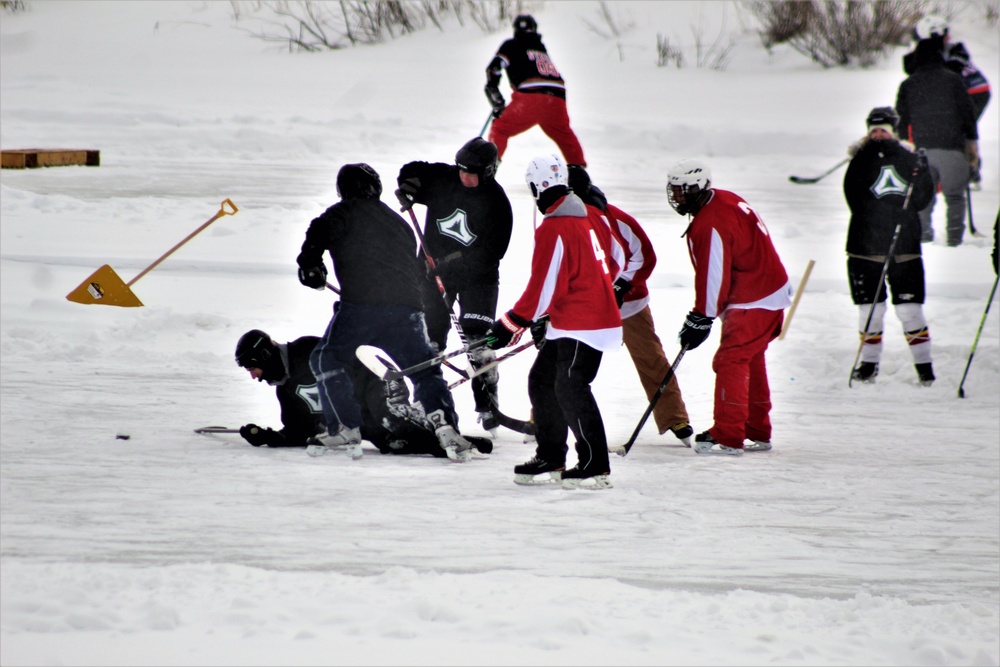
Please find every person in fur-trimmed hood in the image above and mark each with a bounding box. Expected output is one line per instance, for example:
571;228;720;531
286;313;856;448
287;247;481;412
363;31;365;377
843;106;936;386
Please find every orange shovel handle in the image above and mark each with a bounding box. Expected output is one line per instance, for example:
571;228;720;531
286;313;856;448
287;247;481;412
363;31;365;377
127;199;238;287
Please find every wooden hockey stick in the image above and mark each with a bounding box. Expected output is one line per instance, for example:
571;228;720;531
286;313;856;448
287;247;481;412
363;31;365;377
778;259;815;340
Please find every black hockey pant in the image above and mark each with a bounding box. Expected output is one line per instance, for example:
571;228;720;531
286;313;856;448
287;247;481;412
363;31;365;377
528;338;610;473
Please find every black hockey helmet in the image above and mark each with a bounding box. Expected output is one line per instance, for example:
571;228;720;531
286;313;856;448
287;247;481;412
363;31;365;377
455;137;499;181
513;14;537;35
866;106;899;132
336;163;382;200
235;329;284;382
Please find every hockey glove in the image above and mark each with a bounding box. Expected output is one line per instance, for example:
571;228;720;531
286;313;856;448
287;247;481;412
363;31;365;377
678;311;714;350
613;278;633;309
240;424;281;447
485;310;531;350
529;315;549;349
485;85;505;119
298;264;327;290
915;148;929;174
394;177;420;211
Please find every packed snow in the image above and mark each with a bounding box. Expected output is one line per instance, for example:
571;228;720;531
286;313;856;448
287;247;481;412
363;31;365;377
1;1;998;665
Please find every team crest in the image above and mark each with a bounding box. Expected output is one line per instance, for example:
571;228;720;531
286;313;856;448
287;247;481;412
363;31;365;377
870;166;908;198
436;209;477;246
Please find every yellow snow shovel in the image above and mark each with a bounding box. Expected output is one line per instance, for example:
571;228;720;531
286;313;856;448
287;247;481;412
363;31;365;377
66;198;238;307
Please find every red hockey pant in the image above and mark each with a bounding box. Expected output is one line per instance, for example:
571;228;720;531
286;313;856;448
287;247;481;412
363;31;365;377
489;91;586;166
710;309;783;448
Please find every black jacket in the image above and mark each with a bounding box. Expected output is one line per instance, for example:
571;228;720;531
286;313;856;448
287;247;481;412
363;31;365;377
298;197;425;309
397;162;512;286
844;139;934;257
269;336;325;446
896;40;978;150
487;32;566;98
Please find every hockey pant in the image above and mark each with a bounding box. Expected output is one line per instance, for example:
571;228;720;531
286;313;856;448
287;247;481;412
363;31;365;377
310;302;459;434
527;338;610;473
622;305;690;434
422;278;500;413
919;148;969;245
709;309;783;448
488;90;586;166
848;256;931;364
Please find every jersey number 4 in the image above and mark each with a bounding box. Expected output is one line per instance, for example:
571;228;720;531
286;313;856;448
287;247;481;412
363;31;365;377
590;229;610;274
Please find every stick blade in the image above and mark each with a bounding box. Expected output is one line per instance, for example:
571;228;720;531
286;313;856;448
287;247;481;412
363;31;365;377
356;345;398;380
788;175;818;185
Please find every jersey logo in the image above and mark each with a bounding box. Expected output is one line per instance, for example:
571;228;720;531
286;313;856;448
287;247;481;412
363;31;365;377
436;209;477;246
870;166;908;198
296;383;323;413
528;51;561;77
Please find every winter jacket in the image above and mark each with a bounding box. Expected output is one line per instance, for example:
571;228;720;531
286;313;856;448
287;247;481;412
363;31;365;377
510;193;622;352
896;40;978;150
843;138;935;258
297;198;424;310
601;204;657;320
487;32;566;98
684;189;791;319
396;161;512;286
265;336;325;446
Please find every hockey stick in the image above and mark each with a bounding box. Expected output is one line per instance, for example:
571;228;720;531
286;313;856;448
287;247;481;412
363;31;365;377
617;346;688;456
356;340;486;382
957;274;998;398
194;426;239;434
447;340;535;389
778;259;815;340
848;166;919;387
479;111;493;138
788;158;849;185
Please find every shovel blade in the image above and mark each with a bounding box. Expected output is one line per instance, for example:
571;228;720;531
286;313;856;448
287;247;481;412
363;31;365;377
66;264;144;307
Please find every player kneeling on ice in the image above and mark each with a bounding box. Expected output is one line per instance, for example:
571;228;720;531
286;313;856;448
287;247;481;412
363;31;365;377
485;155;622;490
295;163;479;462
234;329;491;458
666;158;792;456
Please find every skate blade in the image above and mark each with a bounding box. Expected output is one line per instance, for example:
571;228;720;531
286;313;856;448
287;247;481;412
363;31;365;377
561;474;613;490
513;472;562;486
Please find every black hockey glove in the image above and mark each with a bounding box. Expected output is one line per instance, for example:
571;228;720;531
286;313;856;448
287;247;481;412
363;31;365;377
485;310;531;350
529;315;549;349
613;278;633;309
678;311;714;350
298;264;327;290
485;85;505;119
240;424;281;447
395;177;420;211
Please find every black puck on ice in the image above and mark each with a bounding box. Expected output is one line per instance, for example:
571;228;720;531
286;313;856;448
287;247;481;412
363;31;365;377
116;434;131;440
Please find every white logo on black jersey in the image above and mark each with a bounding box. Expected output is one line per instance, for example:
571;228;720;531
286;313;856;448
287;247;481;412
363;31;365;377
296;383;323;413
870;166;908;198
436;209;477;246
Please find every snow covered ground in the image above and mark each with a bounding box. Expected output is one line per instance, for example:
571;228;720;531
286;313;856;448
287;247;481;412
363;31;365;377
1;1;998;665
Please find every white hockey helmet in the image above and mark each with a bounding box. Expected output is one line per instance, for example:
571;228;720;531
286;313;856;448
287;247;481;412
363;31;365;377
915;15;948;40
666;158;712;215
524;154;568;200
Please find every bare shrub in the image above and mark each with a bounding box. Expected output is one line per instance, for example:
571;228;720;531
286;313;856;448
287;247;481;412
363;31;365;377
581;1;635;62
231;0;527;52
656;33;684;68
745;0;926;68
1;0;27;13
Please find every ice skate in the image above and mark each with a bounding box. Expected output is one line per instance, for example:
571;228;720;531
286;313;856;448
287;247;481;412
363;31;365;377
560;465;612;490
693;431;743;456
513;456;564;486
308;425;363;459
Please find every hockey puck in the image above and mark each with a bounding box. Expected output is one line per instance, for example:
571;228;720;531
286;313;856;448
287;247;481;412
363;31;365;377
116;434;131;440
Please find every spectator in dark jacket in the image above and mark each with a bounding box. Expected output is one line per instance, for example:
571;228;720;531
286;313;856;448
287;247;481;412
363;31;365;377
843;107;936;386
896;37;979;246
